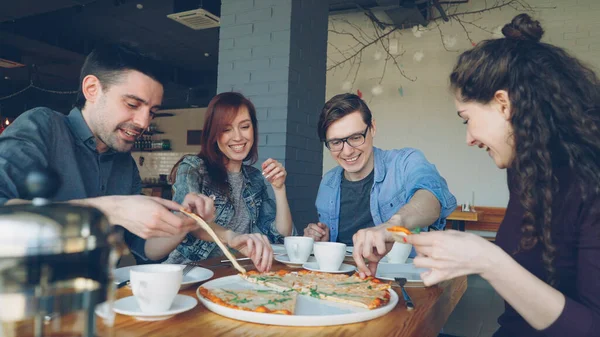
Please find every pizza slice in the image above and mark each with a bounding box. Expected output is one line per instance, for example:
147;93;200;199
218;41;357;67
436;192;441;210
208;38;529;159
341;273;392;291
386;226;412;242
236;270;392;311
198;287;298;315
290;270;352;292
239;270;298;292
297;272;391;309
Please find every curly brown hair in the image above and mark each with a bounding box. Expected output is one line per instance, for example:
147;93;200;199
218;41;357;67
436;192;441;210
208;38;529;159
450;14;600;285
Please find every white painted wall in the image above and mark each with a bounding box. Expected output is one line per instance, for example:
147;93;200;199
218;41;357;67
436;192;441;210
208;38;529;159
325;0;600;207
153;107;206;153
131;108;205;180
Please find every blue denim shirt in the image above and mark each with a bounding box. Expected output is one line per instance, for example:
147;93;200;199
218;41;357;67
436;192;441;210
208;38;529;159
316;147;456;242
167;155;295;263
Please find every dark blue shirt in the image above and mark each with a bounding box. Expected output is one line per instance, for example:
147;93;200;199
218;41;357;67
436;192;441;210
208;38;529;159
0;107;147;261
337;170;375;245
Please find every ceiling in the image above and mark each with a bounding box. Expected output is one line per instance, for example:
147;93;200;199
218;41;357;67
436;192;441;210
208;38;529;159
0;0;431;116
0;0;224;114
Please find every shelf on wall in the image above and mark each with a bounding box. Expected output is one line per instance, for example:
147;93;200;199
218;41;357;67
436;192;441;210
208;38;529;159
154;112;174;118
144;130;165;135
131;148;172;152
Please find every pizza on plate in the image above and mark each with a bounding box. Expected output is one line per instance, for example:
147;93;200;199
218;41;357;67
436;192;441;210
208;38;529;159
199;270;391;314
198;287;297;315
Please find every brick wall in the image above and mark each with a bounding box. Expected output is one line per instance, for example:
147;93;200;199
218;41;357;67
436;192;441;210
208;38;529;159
218;0;328;232
540;0;600;67
286;0;328;226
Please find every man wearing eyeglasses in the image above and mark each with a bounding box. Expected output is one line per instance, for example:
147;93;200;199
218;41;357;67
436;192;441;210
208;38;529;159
304;93;456;276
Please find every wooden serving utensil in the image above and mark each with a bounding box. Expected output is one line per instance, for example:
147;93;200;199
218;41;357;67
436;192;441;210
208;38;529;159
179;208;247;274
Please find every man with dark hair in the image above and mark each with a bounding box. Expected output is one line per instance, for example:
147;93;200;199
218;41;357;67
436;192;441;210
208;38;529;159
304;93;456;275
0;43;272;265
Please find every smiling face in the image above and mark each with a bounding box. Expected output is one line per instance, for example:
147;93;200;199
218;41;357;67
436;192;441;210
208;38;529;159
82;70;163;153
217;105;254;172
455;91;515;169
325;111;375;181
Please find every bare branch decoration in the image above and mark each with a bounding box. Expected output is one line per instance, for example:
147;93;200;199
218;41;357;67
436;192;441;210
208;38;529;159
327;0;554;96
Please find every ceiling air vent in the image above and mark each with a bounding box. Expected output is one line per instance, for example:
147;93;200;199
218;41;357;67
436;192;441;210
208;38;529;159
167;8;220;30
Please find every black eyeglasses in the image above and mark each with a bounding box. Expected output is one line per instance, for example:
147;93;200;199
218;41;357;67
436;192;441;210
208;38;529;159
325;126;370;152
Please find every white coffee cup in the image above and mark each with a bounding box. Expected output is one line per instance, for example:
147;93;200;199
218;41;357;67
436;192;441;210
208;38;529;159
130;264;183;314
284;236;314;263
313;242;346;271
386;242;412;264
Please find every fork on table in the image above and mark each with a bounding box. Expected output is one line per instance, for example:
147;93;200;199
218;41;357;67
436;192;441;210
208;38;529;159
182;264;196;276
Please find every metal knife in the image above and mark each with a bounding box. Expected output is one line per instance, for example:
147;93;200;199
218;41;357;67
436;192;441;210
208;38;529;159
116;280;130;289
395;277;415;311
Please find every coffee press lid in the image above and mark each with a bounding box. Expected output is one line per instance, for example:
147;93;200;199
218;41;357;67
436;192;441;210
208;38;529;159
0;169;111;257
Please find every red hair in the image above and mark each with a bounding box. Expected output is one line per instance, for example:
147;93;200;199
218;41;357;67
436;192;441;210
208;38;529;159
169;92;259;192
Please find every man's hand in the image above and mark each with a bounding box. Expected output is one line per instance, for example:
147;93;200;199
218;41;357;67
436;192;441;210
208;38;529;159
352;224;395;278
226;231;273;272
91;195;198;239
303;222;329;242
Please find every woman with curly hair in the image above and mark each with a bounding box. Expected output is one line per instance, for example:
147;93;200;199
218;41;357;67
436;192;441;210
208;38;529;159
355;13;600;336
411;13;600;336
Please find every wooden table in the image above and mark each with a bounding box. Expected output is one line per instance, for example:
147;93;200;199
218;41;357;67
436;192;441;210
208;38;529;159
447;210;484;232
14;258;467;337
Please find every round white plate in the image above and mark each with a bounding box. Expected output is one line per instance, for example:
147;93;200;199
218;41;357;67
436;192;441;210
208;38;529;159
113;264;214;289
302;262;355;274
378;257;414;265
111;294;197;321
345;246;354;256
274;255;317;268
375;262;427;282
94;302;112;321
196;275;398;326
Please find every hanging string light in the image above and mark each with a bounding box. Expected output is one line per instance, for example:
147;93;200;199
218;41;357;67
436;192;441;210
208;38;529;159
0;81;77;101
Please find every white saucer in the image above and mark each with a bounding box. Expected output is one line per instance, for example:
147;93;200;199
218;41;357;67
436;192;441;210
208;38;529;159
375;262;427;282
345;246;354;256
275;255;317;268
271;244;287;255
113;264;214;289
111;294;197;321
379;257;414;265
302;262;355;274
94;302;112;321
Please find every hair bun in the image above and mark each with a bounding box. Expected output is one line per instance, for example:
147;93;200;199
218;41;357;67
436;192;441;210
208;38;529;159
501;13;544;42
